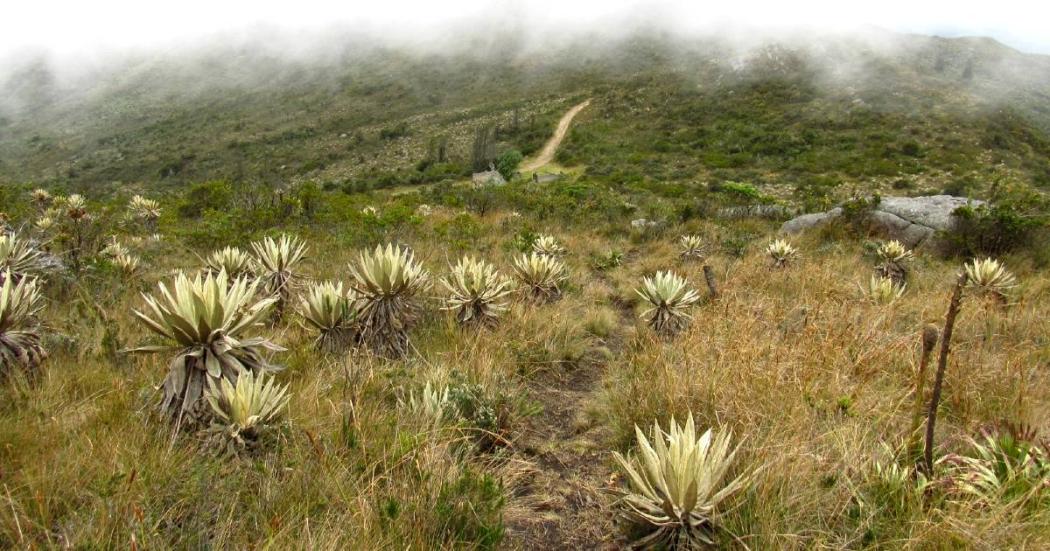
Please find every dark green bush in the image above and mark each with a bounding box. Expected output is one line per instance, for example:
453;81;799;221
945;182;1048;258
177;180;233;219
839;193;882;235
495;149;523;181
434;213;483;252
950;203;1047;257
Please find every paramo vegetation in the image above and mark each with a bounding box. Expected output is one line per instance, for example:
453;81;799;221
0;168;1047;549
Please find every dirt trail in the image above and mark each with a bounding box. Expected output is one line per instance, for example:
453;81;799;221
521;99;591;171
503;280;630;550
503;362;618;549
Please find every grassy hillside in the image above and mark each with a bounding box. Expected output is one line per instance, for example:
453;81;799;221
3;30;1050;204
1;29;1049;549
1;182;1048;548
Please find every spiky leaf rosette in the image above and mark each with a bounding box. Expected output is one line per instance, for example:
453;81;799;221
766;238;798;267
874;240;913;285
0;232;48;284
963;257;1017;299
531;234;565;257
635;271;701;335
34;216;55;233
862;275;906;305
0;271;47;375
512;252;567;303
250;235;308;319
613;414;752;549
30;188;52;209
205;369;289;456
113;253;142;280
944;428;1050;503
100;236;129;259
442;256;515;328
403;381;451;426
128;270;285;425
348;244;430;358
64;194;88;221
875;240;913;264
128;195;161;221
679;234;707;260
204;246;254;279
299;281;357;353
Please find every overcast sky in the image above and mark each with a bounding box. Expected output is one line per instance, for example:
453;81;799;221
3;0;1049;57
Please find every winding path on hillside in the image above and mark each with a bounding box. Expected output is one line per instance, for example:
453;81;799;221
521;99;591;171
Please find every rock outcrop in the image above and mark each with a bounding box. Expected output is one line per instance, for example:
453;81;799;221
471;170;506;187
780;195;983;248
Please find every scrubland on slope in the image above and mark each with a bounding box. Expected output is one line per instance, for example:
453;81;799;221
1;28;1049;550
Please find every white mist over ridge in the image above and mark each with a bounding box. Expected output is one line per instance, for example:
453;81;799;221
2;1;1049;133
2;0;1049;62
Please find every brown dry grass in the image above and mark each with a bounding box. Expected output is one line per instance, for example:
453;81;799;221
1;210;1047;549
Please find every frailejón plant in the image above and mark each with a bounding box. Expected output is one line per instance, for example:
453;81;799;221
347;244;430;357
442;256;515;328
512;252;567;303
299;281;357;353
612;413;753;548
635;271;701;335
128;270;284;425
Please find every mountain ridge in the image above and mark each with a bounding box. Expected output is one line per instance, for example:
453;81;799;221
1;29;1049;200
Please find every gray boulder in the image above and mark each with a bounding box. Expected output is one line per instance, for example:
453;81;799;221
471;170;506;187
878;196;977;230
779;195;983;248
779;208;842;234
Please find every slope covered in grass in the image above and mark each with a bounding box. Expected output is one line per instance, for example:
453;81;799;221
3;30;1050;203
1;175;1049;548
1;27;1049;550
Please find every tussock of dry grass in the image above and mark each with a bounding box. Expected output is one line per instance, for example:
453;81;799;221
602;241;1050;548
1;207;1047;549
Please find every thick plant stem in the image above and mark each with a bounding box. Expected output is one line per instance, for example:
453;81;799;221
907;325;939;459
702;264;719;299
923;273;967;474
